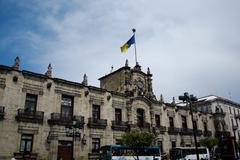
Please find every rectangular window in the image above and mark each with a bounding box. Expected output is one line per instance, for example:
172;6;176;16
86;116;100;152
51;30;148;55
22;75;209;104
137;109;144;127
193;120;198;129
115;108;122;124
61;95;73;119
25;94;37;112
155;114;161;127
20;134;33;152
169;117;174;128
204;122;208;131
182;116;187;129
92;105;100;121
171;141;176;148
229;107;232;114
157;141;163;153
92;138;100;152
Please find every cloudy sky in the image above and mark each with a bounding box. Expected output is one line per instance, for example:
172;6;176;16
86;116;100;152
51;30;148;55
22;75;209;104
0;0;240;103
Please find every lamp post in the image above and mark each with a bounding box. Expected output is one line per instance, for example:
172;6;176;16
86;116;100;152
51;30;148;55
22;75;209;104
65;120;83;160
179;92;199;160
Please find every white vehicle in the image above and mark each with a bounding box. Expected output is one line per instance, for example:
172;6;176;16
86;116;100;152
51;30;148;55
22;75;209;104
170;147;210;160
100;145;161;160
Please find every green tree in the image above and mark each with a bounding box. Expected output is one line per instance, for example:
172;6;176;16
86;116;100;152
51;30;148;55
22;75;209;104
121;130;155;160
200;137;219;153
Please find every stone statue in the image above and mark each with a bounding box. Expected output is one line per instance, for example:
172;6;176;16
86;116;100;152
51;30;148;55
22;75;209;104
82;74;88;86
45;64;52;77
12;56;20;70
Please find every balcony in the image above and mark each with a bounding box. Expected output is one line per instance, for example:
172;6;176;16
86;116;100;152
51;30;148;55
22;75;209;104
87;118;107;129
14;152;38;160
203;130;212;137
215;131;231;137
15;109;44;124
180;128;193;135
168;127;180;135
111;121;128;131
156;125;167;134
196;129;203;136
48;113;84;128
128;122;151;132
0;106;5;120
235;114;240;119
233;125;238;130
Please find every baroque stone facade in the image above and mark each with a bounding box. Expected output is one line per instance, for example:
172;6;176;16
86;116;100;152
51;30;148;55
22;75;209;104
0;58;239;160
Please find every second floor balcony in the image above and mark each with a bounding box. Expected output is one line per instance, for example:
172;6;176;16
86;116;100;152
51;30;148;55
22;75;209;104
111;121;128;131
203;130;212;137
48;113;84;128
0;106;5;120
153;125;167;134
168;127;180;135
15;108;44;124
196;129;203;136
180;128;193;135
215;131;231;138
87;117;107;129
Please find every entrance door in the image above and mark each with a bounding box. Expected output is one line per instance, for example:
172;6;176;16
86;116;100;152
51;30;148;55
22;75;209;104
57;141;73;160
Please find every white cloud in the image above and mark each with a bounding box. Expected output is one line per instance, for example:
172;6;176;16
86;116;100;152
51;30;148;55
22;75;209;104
2;0;240;102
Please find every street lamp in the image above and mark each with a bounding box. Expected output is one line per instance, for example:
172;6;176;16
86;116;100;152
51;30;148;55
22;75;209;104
179;92;199;160
65;120;83;140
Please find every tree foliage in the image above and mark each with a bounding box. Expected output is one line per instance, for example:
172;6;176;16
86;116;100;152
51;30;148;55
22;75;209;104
121;130;155;147
200;137;219;152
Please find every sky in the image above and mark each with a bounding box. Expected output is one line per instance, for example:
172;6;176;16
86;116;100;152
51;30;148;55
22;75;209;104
0;0;240;103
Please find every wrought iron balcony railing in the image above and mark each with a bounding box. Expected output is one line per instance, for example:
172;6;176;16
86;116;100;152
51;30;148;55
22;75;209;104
203;130;212;137
168;127;180;135
180;128;193;135
14;152;38;160
15;108;44;124
87;117;107;129
48;113;84;128
153;125;167;134
0;106;5;120
233;125;238;130
196;129;203;136
111;121;128;131
215;131;231;137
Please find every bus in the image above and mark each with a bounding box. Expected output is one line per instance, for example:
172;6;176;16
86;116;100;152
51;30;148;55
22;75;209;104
170;147;210;160
100;145;161;160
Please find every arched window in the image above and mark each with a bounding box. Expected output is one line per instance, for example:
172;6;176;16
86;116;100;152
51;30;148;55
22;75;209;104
137;108;144;127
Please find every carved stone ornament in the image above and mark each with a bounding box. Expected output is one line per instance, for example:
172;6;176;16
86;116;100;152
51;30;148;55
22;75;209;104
45;63;52;77
12;56;20;70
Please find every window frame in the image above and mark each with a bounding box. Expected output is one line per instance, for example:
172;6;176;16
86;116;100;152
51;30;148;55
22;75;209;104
115;108;122;124
61;95;74;118
92;104;101;121
19;134;34;152
92;138;101;152
25;93;38;112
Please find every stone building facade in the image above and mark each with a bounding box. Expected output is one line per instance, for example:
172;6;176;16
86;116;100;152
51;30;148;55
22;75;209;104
0;57;239;160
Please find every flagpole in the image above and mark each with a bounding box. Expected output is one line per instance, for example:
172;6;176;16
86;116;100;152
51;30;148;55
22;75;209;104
132;28;138;65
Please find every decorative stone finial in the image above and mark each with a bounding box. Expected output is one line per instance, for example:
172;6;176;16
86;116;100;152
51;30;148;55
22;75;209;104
160;94;164;103
45;63;52;77
82;74;88;86
125;59;129;67
134;62;141;71
12;56;20;70
110;65;114;73
172;97;176;105
147;67;151;75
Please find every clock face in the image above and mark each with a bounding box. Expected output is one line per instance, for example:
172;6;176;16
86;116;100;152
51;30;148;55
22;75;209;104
136;80;144;89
